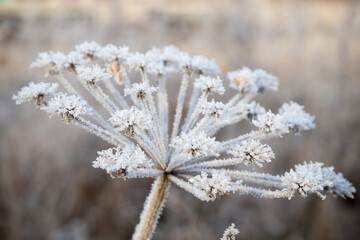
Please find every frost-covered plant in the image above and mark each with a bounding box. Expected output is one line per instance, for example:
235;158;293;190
14;42;355;240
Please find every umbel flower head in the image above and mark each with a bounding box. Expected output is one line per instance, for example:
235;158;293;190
15;42;355;240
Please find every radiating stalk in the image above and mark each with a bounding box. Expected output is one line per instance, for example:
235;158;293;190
132;175;170;240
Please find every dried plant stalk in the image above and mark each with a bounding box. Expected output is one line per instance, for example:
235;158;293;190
132;175;170;240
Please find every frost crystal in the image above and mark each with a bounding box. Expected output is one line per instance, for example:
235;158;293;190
98;44;129;63
221;223;239;240
280;161;355;200
227;140;274;168
194;76;225;95
30;51;67;75
109;106;151;135
42;93;92;122
278;101;315;134
244;101;266;120
227;67;278;95
17;42;355;240
252;111;289;136
200;99;226;118
13;82;58;105
190;55;221;75
77;65;111;86
75;41;102;59
171;131;220;160
124;81;158;100
93;144;153;176
189;171;241;201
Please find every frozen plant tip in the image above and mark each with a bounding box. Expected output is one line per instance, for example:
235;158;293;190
221;223;239;240
15;42;356;240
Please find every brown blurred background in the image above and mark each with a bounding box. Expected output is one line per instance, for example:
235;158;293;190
1;0;360;239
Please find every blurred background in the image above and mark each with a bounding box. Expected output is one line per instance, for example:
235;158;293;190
1;0;359;239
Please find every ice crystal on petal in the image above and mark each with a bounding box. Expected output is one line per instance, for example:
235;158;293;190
189;171;241;201
278;101;315;134
221;223;239;240
252;111;289;136
109;106;151;135
227;140;274;168
42;93;92;121
194;76;225;95
171;131;220;160
93;144;153;176
13;82;58;105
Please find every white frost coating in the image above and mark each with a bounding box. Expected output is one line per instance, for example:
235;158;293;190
13;82;58;105
77;65;112;85
97;44;129;62
194;75;225;95
109;106;152;133
227;67;278;95
227;140;274;168
252;111;289;136
30;51;67;75
93;144;153;175
220;223;239;240
278;101;315;134
171;131;220;161
124;81;158;100
200;99;226;118
189;171;242;201
190;55;221;75
245;101;266;120
281;161;356;200
75;41;102;59
41;93;92;119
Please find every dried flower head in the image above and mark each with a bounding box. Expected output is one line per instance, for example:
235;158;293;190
227;140;275;168
13;82;58;106
41;93;92;123
15;42;355;240
278;101;316;134
221;223;239;240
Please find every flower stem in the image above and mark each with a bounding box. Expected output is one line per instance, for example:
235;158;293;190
132;175;170;240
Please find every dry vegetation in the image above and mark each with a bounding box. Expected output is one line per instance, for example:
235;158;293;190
1;0;359;239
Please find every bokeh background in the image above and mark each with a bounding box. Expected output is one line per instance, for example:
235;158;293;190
1;0;359;239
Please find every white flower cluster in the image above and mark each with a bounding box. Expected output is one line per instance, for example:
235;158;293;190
16;42;355;240
227;140;275;168
171;131;220;161
281;162;355;200
252;111;289;136
194;76;225;95
278;101;316;134
189;171;241;201
227;67;278;95
13;82;58;105
124;82;158;100
220;223;239;240
93;144;153;177
42;93;92;122
77;65;111;86
109;106;151;134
